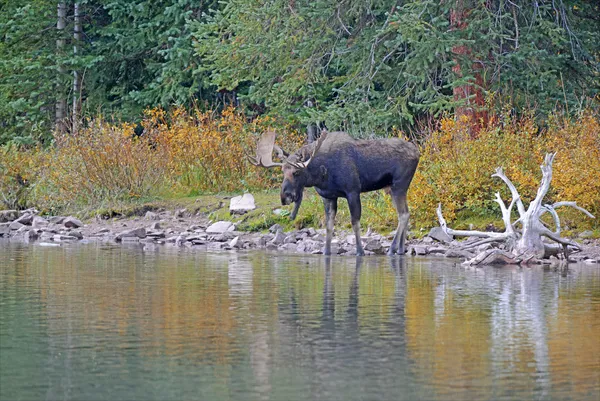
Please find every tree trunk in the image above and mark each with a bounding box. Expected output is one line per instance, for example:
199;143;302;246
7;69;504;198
72;2;81;135
55;2;67;134
450;0;487;136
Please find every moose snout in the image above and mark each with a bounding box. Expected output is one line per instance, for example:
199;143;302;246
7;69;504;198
281;192;294;205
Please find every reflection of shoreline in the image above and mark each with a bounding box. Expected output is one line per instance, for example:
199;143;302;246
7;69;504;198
2;244;599;400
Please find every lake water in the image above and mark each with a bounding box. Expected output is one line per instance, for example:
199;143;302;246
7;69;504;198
1;241;599;401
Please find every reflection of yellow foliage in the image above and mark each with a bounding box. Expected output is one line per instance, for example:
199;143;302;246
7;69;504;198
548;290;600;398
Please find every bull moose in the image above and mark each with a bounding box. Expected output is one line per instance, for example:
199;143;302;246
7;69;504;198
248;130;420;256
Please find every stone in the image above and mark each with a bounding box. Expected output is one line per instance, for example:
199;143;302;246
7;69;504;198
578;230;594;239
150;222;161;230
208;242;229;251
258;234;274;246
144;211;160;220
206;221;234;234
265;243;279;251
283;234;297;244
0;210;18;222
175;234;187;246
364;239;383;253
422;236;434;244
270;230;286;245
427;227;453;243
280;243;298;251
115;227;146;240
63;216;83;228
229;236;240;248
49;216;66;224
428;247;449;255
32;216;49;228
121;236;140;243
409;245;429;255
175;209;187;218
269;224;283;234
69;231;84;240
9;221;24;231
146;231;165;238
444;249;474;259
229;193;256;214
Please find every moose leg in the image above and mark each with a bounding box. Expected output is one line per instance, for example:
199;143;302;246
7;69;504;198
323;197;338;255
388;191;409;255
347;193;364;256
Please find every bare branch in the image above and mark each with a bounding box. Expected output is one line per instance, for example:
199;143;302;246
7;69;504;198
551;201;595;219
492;167;526;217
437;204;510;239
528;152;556;216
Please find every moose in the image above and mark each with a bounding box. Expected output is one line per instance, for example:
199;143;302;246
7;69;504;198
248;130;420;256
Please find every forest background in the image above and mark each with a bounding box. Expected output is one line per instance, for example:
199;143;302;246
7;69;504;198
1;0;599;233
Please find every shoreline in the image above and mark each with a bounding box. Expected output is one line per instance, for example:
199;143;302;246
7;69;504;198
2;207;599;265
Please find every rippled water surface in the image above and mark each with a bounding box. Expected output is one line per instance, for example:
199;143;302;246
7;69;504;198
1;241;599;401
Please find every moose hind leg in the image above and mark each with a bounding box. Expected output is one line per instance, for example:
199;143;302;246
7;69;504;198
322;197;338;255
347;193;364;256
388;192;409;255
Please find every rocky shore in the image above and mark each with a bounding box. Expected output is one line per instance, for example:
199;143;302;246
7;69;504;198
1;208;599;265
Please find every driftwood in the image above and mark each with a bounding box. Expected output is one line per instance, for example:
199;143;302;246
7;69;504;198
437;153;595;265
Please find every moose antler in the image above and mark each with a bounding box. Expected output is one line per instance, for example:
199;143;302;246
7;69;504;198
248;129;328;169
247;130;285;168
287;130;328;170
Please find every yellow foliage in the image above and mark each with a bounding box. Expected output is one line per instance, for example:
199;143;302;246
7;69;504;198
409;111;600;229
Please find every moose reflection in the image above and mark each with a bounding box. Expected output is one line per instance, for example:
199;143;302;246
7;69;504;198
248;130;420;255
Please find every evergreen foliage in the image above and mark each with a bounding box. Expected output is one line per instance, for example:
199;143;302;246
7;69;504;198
0;0;598;144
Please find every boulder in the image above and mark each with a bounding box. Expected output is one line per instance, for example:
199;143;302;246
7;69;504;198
229;193;256;214
0;223;10;236
63;216;83;228
206;221;234;233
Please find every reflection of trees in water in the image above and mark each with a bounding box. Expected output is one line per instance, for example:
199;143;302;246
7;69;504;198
405;263;600;400
3;243;599;400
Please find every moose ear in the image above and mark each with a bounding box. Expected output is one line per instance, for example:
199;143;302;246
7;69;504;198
319;165;328;180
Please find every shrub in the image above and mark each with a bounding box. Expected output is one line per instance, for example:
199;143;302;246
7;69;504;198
408;111;600;230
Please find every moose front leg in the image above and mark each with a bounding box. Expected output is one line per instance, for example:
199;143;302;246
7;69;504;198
322;197;338;255
347;193;364;256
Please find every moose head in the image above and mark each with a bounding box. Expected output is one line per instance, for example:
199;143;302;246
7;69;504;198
247;130;328;220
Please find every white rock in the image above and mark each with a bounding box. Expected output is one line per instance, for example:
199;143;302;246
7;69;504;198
229;193;256;214
206;221;234;233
